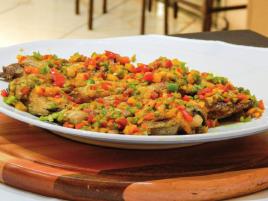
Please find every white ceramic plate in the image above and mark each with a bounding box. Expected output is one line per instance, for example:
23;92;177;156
0;35;268;150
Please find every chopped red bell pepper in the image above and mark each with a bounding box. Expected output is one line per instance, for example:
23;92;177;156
258;100;265;110
177;105;185;111
198;87;212;95
75;122;87;129
87;114;95;123
150;91;159;99
237;93;248;100
164;60;173;68
143;72;154;82
119;56;130;64
105;51;118;60
20;86;30;95
182;95;191;102
51;68;65;87
97;98;104;104
24;66;39;74
1;89;8;97
144;112;155;121
63;122;74;128
116;118;128;128
181;110;193;122
101;82;111;90
84;58;96;67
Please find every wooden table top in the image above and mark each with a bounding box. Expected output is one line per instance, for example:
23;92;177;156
0;30;268;201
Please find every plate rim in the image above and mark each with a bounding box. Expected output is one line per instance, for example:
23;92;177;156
0;37;268;146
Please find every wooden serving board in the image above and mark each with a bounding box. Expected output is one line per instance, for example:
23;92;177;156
1;114;268;201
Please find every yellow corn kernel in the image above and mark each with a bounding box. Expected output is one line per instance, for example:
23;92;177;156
15;102;27;112
107;74;118;81
127;97;136;105
123;125;133;134
172;59;181;66
66;66;77;77
153;73;162;83
166;109;177;118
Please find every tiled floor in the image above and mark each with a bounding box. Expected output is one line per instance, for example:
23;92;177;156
0;0;246;47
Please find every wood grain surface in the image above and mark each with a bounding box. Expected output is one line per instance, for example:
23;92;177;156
1;113;268;201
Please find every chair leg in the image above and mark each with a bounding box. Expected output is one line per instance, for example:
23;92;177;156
148;0;153;12
173;1;178;19
164;0;169;35
103;0;107;14
141;0;146;34
88;0;94;30
202;0;213;31
75;0;80;15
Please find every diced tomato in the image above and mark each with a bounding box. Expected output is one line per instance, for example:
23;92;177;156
84;58;96;67
63;122;74;128
90;85;97;90
99;72;106;79
43;55;52;60
18;55;27;63
54;94;62;99
258;100;265;110
87;114;95;123
75;122;86;129
36;87;45;96
66;95;74;102
150;91;159;99
83;73;89;80
1;89;8;97
114;99;121;106
224;98;230;103
144;72;154;82
101;82;111;90
237;93;248;100
198;87;212;95
182;95;191;102
116;118;128;128
129;125;140;134
223;84;233;92
24;66;39;74
135;66;142;73
135;64;151;73
177;68;183;74
97;98;104;104
177;105;185;111
167;93;173;98
127;64;137;73
140;64;151;72
144;112;155;121
181;110;193;122
51;68;65;87
101;122;108;127
105;51;118;59
207;120;214;128
198;94;205;100
74;98;83;104
119;56;130;64
20;86;30;95
164;60;173;68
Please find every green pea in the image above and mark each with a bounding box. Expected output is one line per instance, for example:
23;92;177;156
4;96;17;105
87;79;95;84
167;83;179;92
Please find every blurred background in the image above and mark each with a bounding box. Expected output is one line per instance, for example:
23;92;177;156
0;0;267;47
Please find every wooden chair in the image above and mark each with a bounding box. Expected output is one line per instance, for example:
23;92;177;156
141;0;247;35
75;0;108;30
141;0;179;35
175;0;247;31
